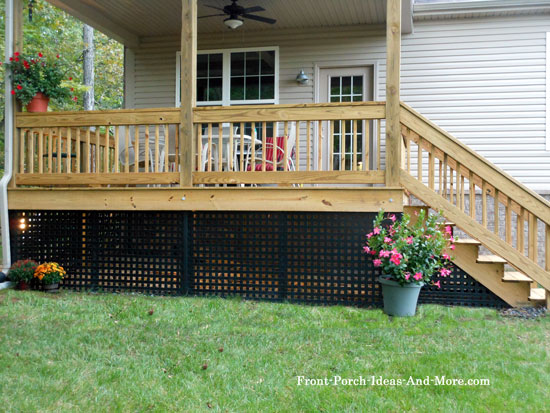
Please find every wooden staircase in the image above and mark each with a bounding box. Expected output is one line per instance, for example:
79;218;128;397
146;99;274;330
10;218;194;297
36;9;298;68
399;103;550;309
405;207;545;307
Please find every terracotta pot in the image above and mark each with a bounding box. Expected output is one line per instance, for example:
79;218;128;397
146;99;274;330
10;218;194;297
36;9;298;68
16;280;29;290
25;92;50;113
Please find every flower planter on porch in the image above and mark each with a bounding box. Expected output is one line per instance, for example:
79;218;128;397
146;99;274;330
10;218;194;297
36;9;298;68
25;92;50;113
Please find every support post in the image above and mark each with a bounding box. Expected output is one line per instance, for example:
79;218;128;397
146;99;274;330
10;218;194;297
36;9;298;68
179;0;197;187
1;0;23;272
385;0;402;186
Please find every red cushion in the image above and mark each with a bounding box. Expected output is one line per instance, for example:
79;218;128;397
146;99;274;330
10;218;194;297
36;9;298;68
246;163;275;171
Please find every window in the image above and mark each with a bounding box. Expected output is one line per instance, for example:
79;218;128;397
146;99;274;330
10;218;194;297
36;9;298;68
176;47;279;107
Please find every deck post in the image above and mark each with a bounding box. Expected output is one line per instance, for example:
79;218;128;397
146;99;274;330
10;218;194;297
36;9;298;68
180;0;197;187
385;0;402;187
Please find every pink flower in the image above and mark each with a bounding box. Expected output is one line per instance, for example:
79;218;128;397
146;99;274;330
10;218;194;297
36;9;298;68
442;253;450;260
440;268;451;277
406;236;413;244
373;259;382;267
373;227;381;235
404;273;411;280
379;250;391;258
366;232;373;239
384;237;393;244
445;225;453;235
413;272;423;281
370;250;377;256
450;244;455;250
363;246;370;253
389;214;396;222
389;255;401;266
450;237;455;243
433;280;441;289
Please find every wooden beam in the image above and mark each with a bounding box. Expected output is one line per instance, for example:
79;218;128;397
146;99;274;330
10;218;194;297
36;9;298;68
193;171;385;185
16;108;180;128
15;172;180;186
8;187;405;213
180;0;197;187
385;0;402;186
193;102;386;123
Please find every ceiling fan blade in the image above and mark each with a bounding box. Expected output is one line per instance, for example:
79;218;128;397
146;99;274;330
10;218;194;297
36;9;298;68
242;13;277;24
242;6;265;13
204;5;226;12
198;14;227;19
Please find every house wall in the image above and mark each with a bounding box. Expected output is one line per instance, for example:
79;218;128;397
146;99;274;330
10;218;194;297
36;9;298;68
125;14;550;192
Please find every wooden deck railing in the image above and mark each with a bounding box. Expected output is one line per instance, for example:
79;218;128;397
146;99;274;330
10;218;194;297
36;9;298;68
13;102;386;187
399;102;550;297
192;102;386;185
15;108;181;186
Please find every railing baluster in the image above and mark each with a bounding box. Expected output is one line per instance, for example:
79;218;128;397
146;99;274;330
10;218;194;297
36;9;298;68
66;128;71;174
341;120;346;171
144;125;150;173
494;188;500;236
104;127;109;173
164;124;169;173
124;127;130;173
273;123;278;172
134;125;140;173
352;120;358;171
154;125;160;173
38;129;44;174
76;128;81;173
481;181;488;227
329;121;334;171
261;121;267;172
114;126;119;173
517;206;525;254
377;120;381;171
57;128;62;173
449;168;454;204
208;123;213;172
545;224;550;274
469;171;475;219
306;120;311;171
229;123;234;172
196;124;202;172
364;119;370;171
174;126;180;172
250;122;256;172
240;122;244;172
417;138;422;181
295;121;300;172
528;213;538;263
85;128;90;173
28;129;35;173
19;128;25;174
443;154;448;198
284;121;289;172
218;122;223;172
95;127;100;173
428;144;434;190
460;173;465;212
318;120;322;171
505;197;512;245
438;159;443;195
456;163;462;209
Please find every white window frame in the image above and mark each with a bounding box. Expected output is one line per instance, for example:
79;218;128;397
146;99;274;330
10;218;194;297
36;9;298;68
176;46;279;107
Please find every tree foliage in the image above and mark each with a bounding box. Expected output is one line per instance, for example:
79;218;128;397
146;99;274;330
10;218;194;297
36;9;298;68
0;0;124;113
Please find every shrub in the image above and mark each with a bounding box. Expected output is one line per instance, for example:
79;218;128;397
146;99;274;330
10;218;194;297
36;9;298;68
9;259;39;283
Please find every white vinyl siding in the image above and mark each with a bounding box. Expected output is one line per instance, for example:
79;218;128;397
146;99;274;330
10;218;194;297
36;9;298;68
126;15;550;191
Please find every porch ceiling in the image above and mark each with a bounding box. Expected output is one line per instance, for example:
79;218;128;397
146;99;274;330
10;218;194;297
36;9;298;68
45;0;414;48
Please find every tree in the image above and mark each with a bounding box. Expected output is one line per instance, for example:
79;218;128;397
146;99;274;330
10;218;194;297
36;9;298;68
82;24;94;110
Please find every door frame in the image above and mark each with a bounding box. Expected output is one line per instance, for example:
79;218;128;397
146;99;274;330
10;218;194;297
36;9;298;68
313;60;381;171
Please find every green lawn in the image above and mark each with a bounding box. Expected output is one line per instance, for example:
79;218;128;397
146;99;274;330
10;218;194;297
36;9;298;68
1;290;548;412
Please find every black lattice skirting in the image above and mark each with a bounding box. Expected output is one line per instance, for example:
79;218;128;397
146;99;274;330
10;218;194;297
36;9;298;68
9;210;508;308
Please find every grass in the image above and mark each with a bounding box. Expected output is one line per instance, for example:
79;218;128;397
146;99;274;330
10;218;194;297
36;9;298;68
1;291;549;412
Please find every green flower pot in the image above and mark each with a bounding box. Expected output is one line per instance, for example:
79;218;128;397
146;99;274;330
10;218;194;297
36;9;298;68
379;276;424;317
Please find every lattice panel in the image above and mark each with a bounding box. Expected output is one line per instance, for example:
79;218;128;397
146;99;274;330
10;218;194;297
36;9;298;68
9;210;508;308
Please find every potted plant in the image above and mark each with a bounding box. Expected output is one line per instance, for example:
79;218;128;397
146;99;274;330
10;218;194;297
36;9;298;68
364;209;455;317
8;259;39;290
3;52;76;112
34;262;66;292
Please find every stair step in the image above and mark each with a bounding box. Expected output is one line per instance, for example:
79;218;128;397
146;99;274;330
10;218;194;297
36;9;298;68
502;272;532;283
455;238;481;246
476;255;507;264
529;288;546;302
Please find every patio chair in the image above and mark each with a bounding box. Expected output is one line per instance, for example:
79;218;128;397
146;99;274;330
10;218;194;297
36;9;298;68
118;145;164;172
245;122;297;171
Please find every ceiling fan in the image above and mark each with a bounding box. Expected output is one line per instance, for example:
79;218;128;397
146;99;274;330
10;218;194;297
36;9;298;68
199;0;277;29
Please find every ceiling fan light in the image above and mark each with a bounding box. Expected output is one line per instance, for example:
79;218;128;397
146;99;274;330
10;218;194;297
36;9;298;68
224;17;243;29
